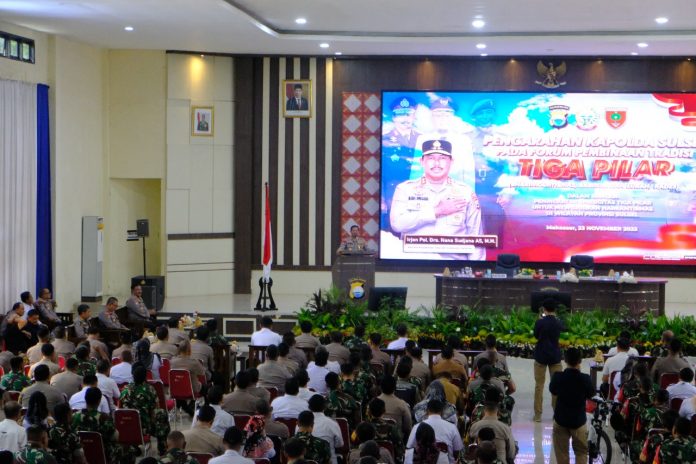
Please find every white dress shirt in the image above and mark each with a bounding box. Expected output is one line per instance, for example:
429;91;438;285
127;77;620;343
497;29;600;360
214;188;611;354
602;351;630;378
20;303;33;320
679;397;696;419
407;415;463;464
404;448;448;464
312;412;344;464
387;337;409;350
209;449;255;464
298;387;314;401
69;387;110;413
250;328;282;347
307;363;331;394
271;394;309;419
607;346;639;357
97;373;121;411
0;418;26;452
668;381;696;400
192;404;236;437
109;362;133;385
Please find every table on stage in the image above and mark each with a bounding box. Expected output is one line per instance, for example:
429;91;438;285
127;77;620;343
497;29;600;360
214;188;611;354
434;274;666;315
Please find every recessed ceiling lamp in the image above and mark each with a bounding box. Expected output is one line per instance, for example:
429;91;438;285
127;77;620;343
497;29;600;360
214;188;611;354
319;43;330;48
631;52;639;56
476;43;487;49
637;42;649;48
335;52;342;55
295;17;307;25
655;17;669;24
480;53;488;57
124;26;134;31
472;19;485;28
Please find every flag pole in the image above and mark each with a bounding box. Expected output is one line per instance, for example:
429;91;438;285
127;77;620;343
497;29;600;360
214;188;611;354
255;182;276;311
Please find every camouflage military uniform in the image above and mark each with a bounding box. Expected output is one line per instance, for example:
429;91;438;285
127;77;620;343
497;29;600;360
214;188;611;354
341;377;368;404
119;382;171;454
208;334;228;347
639;431;670;464
47;423;82;464
72;408;130;463
371;417;404;461
73;357;96;377
0;371;31;392
326;389;359;428
469;383;513;426
627;405;667;461
344;336;367;351
656;435;696;463
15;445;58;464
295;431;331;464
159;447;199;464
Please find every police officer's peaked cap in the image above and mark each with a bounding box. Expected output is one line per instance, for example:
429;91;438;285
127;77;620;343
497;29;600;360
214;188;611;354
422;139;452;157
471;99;495;115
391;97;417;115
430;97;457;112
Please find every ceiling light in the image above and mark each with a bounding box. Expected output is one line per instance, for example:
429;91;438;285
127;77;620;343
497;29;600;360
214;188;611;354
295;17;307;25
631;52;639;56
472;19;485;28
124;26;134;32
480;53;488;57
476;43;487;49
200;54;205;58
334;52;343;56
637;42;648;48
655;17;669;24
319;43;330;49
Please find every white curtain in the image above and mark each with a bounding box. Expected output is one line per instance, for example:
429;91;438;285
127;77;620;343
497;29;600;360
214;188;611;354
0;79;37;313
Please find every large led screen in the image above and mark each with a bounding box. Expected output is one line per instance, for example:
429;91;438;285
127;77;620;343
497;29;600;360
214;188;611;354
380;91;696;265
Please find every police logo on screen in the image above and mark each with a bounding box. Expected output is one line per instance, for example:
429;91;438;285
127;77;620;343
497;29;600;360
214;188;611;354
548;105;570;129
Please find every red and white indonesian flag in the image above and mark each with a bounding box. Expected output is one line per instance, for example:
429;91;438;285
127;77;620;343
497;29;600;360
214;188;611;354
262;183;273;282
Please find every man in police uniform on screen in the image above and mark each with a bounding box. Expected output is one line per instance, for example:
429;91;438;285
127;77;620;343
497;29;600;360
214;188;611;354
390;139;485;260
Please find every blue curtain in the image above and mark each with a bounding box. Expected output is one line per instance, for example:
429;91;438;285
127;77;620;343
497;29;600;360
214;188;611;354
36;84;52;293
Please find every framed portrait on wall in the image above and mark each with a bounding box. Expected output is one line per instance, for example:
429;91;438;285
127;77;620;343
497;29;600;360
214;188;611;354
282;79;312;118
191;106;214;136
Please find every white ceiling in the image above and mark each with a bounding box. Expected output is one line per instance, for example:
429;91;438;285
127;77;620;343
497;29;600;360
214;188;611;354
2;0;696;56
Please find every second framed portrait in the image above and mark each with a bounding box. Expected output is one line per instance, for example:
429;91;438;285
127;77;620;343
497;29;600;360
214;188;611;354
283;79;312;118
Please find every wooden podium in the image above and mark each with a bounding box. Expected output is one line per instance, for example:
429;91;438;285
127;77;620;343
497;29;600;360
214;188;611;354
332;252;376;297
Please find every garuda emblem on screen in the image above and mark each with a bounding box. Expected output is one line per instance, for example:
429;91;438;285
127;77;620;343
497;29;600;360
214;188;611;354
535;61;567;89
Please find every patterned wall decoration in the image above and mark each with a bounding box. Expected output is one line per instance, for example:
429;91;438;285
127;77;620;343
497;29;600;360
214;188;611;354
340;92;381;251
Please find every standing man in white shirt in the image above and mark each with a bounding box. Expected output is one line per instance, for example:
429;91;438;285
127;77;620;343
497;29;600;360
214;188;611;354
406;399;463;464
192;386;235;437
387;324;409;350
0;401;26;452
308;394;344;464
209;426;254;464
251;316;282;347
667;368;696;400
95;360;120;412
271;378;309;419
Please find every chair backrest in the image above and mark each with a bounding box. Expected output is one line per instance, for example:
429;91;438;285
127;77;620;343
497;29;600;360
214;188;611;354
169;369;195;401
275;417;297;437
23;365;30;376
57;356;66;370
247;345;268;368
267;434;283;464
79;431;108;464
187;452;214;464
435;441;449;453
335;417;350;461
147;379;168;410
6;391;20;402
494;253;520;276
377;440;395;459
111;357;121;366
234;414;251;429
146;369;154;381
300;347;315;363
114;408;145;446
691;415;696;438
253;459;271;464
609;370;619;400
570;254;594;271
159;358;171;386
670;397;684;412
660;372;680;390
369;362;384;378
394;386;417;408
266;386;279;402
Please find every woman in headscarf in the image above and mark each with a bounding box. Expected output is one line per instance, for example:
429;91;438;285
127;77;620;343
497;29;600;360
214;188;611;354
413;379;457;424
242;415;275;459
134;338;161;380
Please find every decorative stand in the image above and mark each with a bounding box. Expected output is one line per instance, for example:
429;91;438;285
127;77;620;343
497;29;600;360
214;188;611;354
254;278;277;311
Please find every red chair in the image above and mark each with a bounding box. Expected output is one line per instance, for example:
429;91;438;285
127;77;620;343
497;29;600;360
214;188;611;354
58;356;66;370
23;365;30;377
234;414;251;429
147;379;174;413
146;370;154;381
608;371;619;400
660;372;680;390
114;408;150;453
79;431;108;464
670;397;684;412
187;452;214;464
170;369;197;423
6;391;20;402
0;366;5;377
275;417;297;437
111;357;121;366
159;358;171;386
335;417;350;464
377;440;395;459
265;387;279;402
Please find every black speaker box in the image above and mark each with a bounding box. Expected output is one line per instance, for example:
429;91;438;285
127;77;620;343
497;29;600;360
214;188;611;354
136;219;149;237
131;275;165;311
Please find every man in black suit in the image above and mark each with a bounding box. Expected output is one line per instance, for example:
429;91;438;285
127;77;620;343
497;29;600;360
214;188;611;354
286;83;309;111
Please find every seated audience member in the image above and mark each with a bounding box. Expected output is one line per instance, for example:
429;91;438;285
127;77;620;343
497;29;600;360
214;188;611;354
69;374;109;413
255;398;290;438
387;323;409;350
134;338;162;380
52;325;75;361
295;321;320;349
35;288;61;328
205;318;227;347
271;377;309;419
468;362;506;397
475;441;500;464
95;360;119;412
183;405;225;456
475;334;510;372
308;394;344;464
170;339;206;394
246;367;272;402
296;368;314;401
2;303;29;354
97;297;127;330
667;367;696;400
191;326;214;377
26;326;51;364
120;365;170;455
151;325;178;360
20;365;66;413
616;361;650;402
432;346;467;381
359;441;388;464
352;350;377;395
307;347;333;394
602;337;631;387
368;333;392;372
111;330;133;359
192;386;234;437
1;355;31;394
340;362;368;404
86;327;109;361
109;349;134;385
378;375;412;437
433;336;469;369
48;402;86;464
404;422;448;464
15;425;54;464
22;309;42;347
413;381;458;425
243;415;276;459
434;371;465;414
396;358;423;403
222;370;260;415
656;416;696;463
344;325;367;351
50;357;83;399
29;343;60;378
679;391;696;419
407;399;463;464
20;291;35;317
607;331;640;357
284;331;308;368
0;401;26;452
257;344;293;393
325;371;359;428
468;401;516;463
652;338;690;384
71;387;127;462
209;426;255;464
23;391;51;429
160;431;199;464
348;422;394;464
278;342;300;375
654;330;675;358
367;397;404;461
73;304;92;340
126;284;156;322
166;316;189;346
405;344;431;388
0;341;14;374
73;344;96;377
296;409;331;464
284;436;307;464
327;331;351;366
639;410;679;464
251;316;282;347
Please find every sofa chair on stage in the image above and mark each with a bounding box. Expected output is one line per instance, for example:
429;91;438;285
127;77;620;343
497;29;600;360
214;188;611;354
494;253;520;277
570;255;595;273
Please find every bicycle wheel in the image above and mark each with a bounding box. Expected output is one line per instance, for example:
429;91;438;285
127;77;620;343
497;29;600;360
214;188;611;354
589;430;612;464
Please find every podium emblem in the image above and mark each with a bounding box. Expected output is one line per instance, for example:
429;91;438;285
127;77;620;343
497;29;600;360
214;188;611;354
349;279;366;299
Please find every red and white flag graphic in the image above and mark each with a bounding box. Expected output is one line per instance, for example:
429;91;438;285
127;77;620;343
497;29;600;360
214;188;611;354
262;183;273;282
